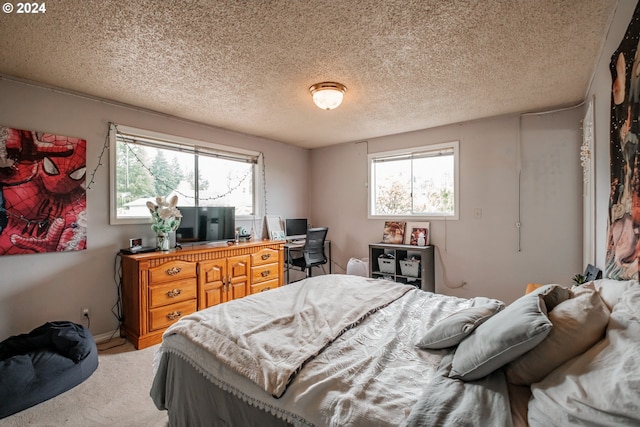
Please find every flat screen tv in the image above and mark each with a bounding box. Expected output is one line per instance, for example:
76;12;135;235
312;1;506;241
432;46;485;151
175;206;235;245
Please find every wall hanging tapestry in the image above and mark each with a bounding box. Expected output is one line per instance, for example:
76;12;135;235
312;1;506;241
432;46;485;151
606;2;640;279
0;126;87;255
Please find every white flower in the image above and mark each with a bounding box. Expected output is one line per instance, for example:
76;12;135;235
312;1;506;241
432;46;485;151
148;195;182;234
157;206;181;220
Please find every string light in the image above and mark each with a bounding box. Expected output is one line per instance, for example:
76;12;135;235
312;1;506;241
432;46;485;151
86;123;111;191
580;141;590;184
260;152;268;215
113;124;254;204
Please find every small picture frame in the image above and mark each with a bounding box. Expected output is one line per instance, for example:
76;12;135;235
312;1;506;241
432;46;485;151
583;264;602;282
270;230;286;241
405;222;430;246
129;237;143;249
265;215;284;240
382;221;406;244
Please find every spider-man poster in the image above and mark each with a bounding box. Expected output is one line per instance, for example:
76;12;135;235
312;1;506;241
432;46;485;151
0;126;87;255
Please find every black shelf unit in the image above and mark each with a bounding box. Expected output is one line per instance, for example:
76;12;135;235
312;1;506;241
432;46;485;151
368;243;435;292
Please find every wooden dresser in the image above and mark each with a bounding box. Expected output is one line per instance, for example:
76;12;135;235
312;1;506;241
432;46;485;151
120;240;284;349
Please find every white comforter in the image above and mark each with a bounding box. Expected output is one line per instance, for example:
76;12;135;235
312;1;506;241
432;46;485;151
154;275;512;426
161;274;414;398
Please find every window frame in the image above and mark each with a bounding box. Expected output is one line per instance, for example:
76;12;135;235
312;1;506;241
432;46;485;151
367;141;459;220
109;123;262;225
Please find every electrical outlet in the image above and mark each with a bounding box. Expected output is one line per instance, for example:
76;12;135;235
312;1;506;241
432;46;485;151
82;307;90;319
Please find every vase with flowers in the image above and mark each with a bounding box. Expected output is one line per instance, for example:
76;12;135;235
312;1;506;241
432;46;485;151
146;195;182;251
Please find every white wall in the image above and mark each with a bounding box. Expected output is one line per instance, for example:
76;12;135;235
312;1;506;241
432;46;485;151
0;78;309;340
310;110;584;304
589;0;638;270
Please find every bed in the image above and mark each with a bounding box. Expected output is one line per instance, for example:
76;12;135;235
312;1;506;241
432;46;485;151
150;274;640;426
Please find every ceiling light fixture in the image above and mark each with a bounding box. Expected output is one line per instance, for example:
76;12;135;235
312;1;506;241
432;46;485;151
309;82;347;110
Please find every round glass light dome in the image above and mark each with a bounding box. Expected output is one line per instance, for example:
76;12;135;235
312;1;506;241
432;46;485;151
309;82;347;110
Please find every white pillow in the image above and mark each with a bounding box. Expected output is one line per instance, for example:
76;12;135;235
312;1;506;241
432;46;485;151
449;284;569;381
505;285;610;385
529;284;640;425
416;299;504;349
591;279;637;310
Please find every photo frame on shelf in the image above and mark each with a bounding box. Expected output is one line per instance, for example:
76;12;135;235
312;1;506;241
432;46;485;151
270;230;285;241
382;221;406;244
405;222;430;246
265;215;285;241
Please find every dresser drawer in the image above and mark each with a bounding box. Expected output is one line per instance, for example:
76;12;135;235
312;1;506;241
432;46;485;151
149;300;197;332
148;260;196;285
251;263;278;284
148;279;197;309
251;248;280;266
250;278;279;294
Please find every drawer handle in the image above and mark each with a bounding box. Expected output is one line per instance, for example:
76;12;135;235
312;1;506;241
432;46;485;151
166;267;182;276
261;270;270;277
166;289;182;298
260;287;271;292
166;311;182;320
261;253;271;260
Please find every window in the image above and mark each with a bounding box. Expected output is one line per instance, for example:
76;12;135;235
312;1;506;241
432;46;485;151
368;141;459;219
109;124;261;224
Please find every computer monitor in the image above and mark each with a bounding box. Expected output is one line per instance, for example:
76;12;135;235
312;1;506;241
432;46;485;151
285;218;308;240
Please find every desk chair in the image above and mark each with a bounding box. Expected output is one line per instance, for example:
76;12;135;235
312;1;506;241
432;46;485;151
288;227;328;278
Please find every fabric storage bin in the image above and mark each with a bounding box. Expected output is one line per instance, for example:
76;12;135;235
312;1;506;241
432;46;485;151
378;257;395;274
400;259;420;277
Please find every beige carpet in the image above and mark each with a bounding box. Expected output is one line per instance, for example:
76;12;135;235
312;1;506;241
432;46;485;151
0;338;168;427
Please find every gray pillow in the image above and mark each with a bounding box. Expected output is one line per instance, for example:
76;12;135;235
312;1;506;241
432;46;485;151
449;284;570;381
416;299;504;349
505;285;610;385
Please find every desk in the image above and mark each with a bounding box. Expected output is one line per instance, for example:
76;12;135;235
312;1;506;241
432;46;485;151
284;240;331;284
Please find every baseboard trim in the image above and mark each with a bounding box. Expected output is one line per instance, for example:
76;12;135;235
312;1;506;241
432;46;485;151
93;329;121;344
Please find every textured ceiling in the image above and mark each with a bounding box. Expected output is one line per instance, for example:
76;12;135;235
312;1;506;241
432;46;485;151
0;0;618;149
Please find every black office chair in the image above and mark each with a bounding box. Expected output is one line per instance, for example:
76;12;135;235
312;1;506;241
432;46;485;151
288;227;328;278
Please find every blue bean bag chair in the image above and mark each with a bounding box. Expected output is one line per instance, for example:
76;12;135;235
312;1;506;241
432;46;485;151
0;321;98;419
